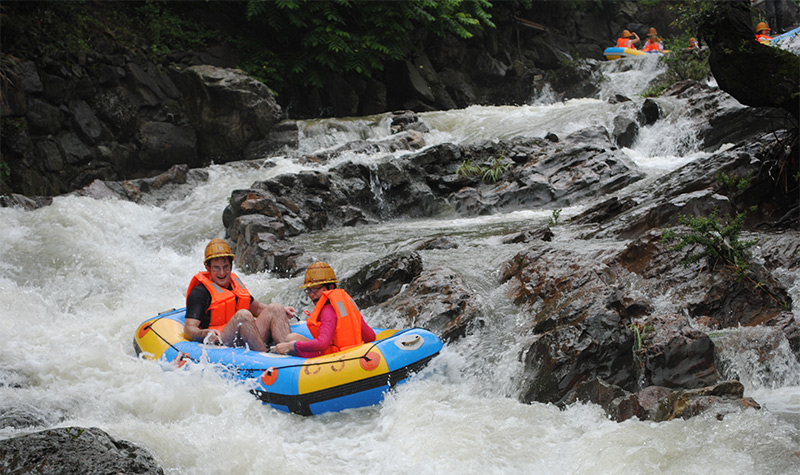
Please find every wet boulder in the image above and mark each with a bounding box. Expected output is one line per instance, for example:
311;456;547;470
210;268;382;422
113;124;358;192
650;380;760;422
137;121;199;169
70;99;111;145
699;0;800;120
545;59;602;100
631;314;718;389
0;427;164;475
562;379;758;422
390;110;430;134
639;98;662;125
236;232;309;278
171;65;282;162
379;266;481;341
299;130;426;164
501;246;638;403
343;252;424;309
612;115;638;148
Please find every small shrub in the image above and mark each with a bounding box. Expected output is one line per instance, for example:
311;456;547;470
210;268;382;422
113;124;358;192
717;171;753;194
661;209;756;281
641;84;668;98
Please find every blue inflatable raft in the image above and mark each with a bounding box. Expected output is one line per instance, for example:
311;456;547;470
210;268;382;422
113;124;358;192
771;25;800;45
134;308;443;415
603;46;646;60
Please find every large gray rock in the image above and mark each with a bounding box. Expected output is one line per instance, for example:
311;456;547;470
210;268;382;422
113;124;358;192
172;65;282;161
0;427;163;475
25;99;63;135
137;121;199;168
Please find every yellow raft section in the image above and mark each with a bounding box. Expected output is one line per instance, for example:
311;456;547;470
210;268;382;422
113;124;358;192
294;329;396;394
134;315;184;360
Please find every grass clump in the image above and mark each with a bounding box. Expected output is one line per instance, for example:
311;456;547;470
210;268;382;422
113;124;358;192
457;154;512;184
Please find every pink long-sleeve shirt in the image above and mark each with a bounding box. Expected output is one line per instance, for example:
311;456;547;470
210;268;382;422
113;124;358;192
294;303;376;358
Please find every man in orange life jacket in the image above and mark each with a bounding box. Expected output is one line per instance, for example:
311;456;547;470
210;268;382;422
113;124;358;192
642;27;665;53
755;22;773;44
273;261;375;357
184;239;296;351
616;29;640;49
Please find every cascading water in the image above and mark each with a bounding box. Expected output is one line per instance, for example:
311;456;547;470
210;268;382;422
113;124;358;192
1;52;798;474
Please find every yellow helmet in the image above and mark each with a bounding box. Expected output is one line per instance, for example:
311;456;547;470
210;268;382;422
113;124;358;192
756;22;769;33
299;261;339;289
622;29;632;38
648;27;658;37
204;239;234;264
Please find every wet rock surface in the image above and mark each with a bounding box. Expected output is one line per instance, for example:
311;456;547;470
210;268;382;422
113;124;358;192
0;427;163;475
224;124;645;277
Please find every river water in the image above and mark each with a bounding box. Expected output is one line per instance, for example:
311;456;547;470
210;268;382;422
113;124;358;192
1;55;798;474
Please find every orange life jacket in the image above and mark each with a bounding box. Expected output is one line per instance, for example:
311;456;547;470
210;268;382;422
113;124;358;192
642;39;663;53
756;34;772;44
186;271;251;331
616;37;633;49
306;288;364;355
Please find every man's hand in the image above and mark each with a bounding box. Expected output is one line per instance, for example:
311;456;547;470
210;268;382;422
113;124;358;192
203;329;222;345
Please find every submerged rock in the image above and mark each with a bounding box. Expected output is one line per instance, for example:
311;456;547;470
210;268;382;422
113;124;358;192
563;379;759;422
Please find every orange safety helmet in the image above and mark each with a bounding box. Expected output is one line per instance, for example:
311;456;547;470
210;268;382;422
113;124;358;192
648;27;658;37
300;261;339;289
622;29;632;38
204;239;234;264
756;22;770;33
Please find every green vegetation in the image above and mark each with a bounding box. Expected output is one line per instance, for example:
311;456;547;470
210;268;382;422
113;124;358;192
482;155;512;183
138;1;217;55
2;0;495;94
0;160;10;180
641;84;668;98
456;158;482;178
661;209;756;281
662;44;710;83
661;208;788;309
242;0;495;88
457;154;512;184
548;208;562;226
0;53;20;107
717;171;753;194
629;322;654;362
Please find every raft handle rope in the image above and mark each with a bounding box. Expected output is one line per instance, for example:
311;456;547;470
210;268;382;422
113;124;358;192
141;316;200;364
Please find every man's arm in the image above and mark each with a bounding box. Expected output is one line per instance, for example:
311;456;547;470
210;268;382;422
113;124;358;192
183;317;220;343
184;286;218;342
